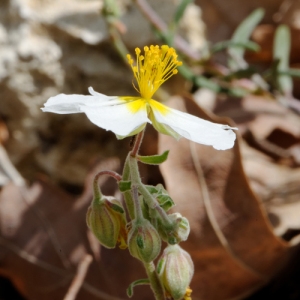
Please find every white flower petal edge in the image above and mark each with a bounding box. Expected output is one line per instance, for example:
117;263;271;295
41;87;120;114
41;89;151;138
80;101;149;138
151;104;237;150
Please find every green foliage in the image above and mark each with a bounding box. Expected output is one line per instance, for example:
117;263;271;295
119;180;131;192
127;279;150;298
228;8;265;70
273;25;292;94
145;184;175;212
137;150;169;165
174;0;193;25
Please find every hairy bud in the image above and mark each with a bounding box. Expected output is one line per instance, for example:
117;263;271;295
157;213;190;245
86;196;127;249
128;219;161;263
157;244;194;300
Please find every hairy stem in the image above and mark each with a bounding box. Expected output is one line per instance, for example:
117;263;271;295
122;155;135;220
131;130;145;157
143;262;165;300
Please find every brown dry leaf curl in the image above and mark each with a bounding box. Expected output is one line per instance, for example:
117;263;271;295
0;157;152;300
158;95;300;300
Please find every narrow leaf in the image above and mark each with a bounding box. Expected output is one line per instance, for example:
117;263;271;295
212;40;260;53
146;184;175;211
228;8;265;70
119;180;131;192
127;279;150;297
157;194;175;211
273;25;292;94
137;150;169;165
174;0;193;25
109;203;124;214
145;185;159;194
194;76;221;92
279;69;300;78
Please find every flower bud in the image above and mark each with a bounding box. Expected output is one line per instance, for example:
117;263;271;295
128;218;161;263
169;213;190;244
157;213;190;245
86;196;127;249
157;244;194;300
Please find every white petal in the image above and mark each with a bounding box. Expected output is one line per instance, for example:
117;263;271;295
151;103;237;150
80;100;150;138
41;87;119;114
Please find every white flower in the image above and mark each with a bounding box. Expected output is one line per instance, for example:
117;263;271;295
42;45;236;150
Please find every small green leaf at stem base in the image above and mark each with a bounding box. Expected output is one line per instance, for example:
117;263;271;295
119;180;132;192
145;184;175;212
137;150;169;165
127;279;150;297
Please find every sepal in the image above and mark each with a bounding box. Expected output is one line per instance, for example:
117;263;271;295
86;196;127;249
127;218;161;263
157;244;194;300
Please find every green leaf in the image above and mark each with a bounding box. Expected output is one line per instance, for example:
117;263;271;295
212;40;260;53
228;8;265;70
127;279;150;298
194;76;221;92
228;87;249;98
157;195;175;212
109;203;125;214
279;69;300;78
137;150;169;165
145;185;158;194
178;64;195;81
145;184;175;211
174;0;193;25
119;180;131;192
273;25;292;94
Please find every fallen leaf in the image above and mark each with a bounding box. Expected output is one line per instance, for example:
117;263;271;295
158;95;298;300
0;157;152;300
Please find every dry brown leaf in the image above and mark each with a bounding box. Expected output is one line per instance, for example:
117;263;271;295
246;25;300;65
0;157;153;300
158;95;298;300
215;95;300;165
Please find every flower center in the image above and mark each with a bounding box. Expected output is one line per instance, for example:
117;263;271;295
127;45;182;100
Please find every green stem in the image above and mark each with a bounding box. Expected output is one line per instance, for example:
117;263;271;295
122;155;135;220
138;184;173;228
132;185;144;221
93;170;122;203
143;262;165;300
129;156;173;229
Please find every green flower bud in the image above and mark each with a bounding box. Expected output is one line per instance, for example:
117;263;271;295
157;213;190;245
157;244;194;300
169;213;190;243
128;218;161;263
86;196;127;249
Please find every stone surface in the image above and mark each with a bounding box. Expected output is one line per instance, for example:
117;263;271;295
0;0;179;186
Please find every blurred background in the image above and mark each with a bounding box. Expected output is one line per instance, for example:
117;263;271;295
1;0;300;299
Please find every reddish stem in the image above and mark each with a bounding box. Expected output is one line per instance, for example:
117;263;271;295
130;129;145;157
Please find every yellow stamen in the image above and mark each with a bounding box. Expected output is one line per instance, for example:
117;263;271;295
127;45;182;100
184;287;193;300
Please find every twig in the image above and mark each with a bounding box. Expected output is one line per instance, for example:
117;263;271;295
0;144;25;186
0;236;124;299
134;0;201;60
63;254;93;300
